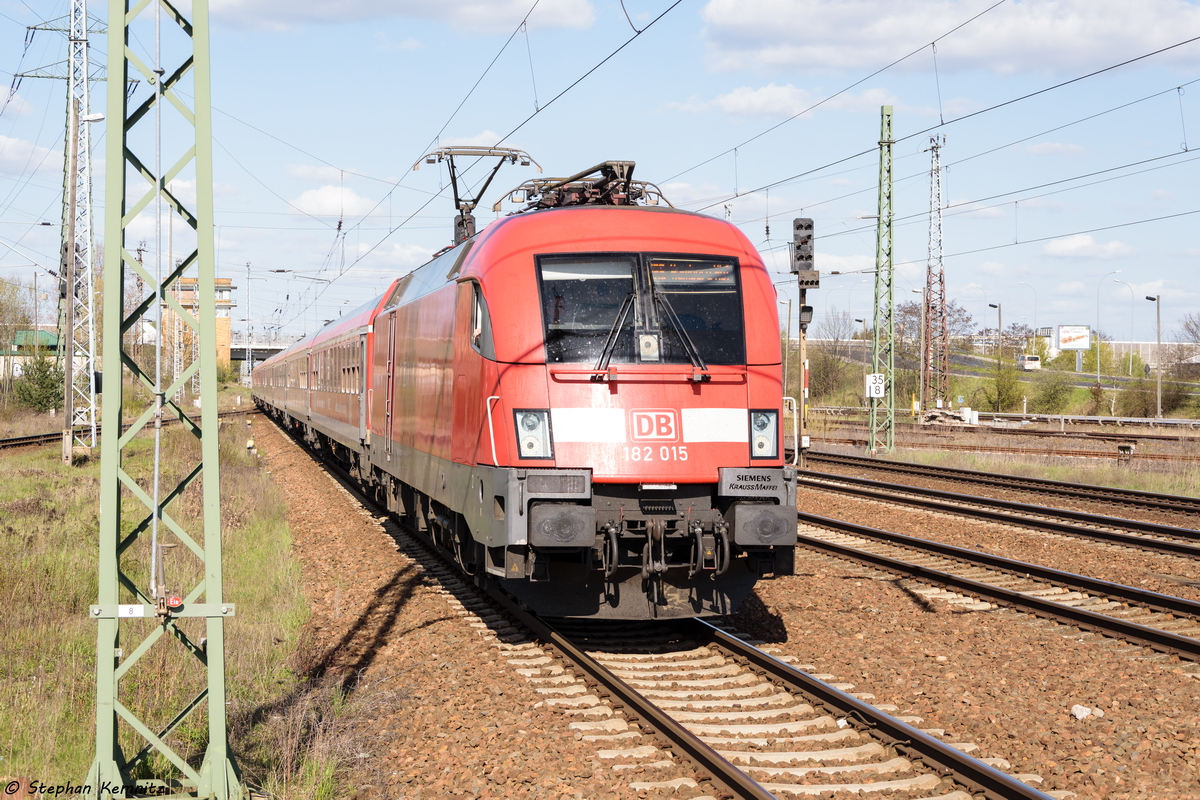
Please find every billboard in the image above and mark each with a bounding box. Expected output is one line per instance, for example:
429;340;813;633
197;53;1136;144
1058;325;1091;351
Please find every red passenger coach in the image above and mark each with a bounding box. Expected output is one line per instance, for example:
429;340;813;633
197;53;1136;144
253;162;797;619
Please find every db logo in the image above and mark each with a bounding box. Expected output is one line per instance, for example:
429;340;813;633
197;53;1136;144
631;409;678;441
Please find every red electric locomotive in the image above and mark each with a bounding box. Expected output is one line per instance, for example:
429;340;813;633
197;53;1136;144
253;162;797;619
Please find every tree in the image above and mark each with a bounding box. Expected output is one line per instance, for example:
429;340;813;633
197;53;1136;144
12;353;64;412
978;365;1023;412
808;310;860;402
1180;312;1200;345
0;277;35;399
1031;370;1074;414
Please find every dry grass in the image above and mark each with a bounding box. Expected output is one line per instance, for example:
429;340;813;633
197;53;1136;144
0;412;340;794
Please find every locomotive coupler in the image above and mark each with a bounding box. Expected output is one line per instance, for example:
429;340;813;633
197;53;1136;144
599;522;621;578
687;522;717;578
641;518;668;579
713;520;731;577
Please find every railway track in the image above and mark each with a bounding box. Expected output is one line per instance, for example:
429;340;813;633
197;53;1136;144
799;471;1200;559
293;422;1055;799
796;512;1200;664
808;436;1200;463
805;451;1200;516
812;417;1200;444
0;409;250;451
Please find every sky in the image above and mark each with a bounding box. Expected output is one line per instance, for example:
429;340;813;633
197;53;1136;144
1;0;1199;346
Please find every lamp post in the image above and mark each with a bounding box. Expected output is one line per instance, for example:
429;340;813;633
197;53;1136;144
913;288;926;414
988;302;1001;413
1096;269;1121;384
1146;295;1161;418
1017;281;1038;332
1113;279;1135;376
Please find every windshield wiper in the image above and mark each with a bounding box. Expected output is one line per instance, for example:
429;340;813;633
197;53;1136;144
653;290;708;373
593;291;635;374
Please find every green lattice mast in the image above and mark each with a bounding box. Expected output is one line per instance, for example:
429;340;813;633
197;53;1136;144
869;105;895;455
88;0;241;795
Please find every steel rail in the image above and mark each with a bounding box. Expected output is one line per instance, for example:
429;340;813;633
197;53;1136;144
796;512;1200;661
690;620;1053;800
797;511;1200;619
804;437;1200;462
799;472;1200;558
489;592;779;800
806;451;1200;514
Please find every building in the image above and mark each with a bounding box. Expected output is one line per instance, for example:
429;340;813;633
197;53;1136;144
164;277;237;365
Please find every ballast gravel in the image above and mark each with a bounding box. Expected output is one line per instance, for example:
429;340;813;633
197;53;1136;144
728;489;1200;799
254;418;681;799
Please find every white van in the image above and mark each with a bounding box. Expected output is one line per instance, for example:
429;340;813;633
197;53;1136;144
1018;354;1042;371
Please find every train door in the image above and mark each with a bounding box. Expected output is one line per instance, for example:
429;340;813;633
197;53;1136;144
384;312;397;460
451;282;490;464
358;332;368;442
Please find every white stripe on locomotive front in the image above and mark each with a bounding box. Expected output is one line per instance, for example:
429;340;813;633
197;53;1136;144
548;407;749;444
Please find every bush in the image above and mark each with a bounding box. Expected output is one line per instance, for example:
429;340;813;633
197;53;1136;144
12;354;64;413
1116;379;1156;418
979;365;1023;412
1031;371;1074;414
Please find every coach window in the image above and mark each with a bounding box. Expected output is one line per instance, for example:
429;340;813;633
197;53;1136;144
470;283;496;360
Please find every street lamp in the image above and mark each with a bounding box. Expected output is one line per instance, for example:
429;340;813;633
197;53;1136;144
1017;281;1037;331
1096;269;1121;383
913;288;926;413
988;302;1001;413
1113;279;1136;376
1146;294;1161;418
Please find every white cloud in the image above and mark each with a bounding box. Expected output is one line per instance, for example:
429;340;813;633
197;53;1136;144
212;0;595;31
674;82;981;120
700;0;1200;74
678;83;916;117
287;164;346;182
354;240;435;272
1042;233;1133;259
817;252;873;273
439;130;504;147
1026;142;1086;156
292;185;378;216
1053;280;1086;295
374;33;423;51
0;92;34;118
0;136;62;175
977;261;1008;276
947;199;1005;219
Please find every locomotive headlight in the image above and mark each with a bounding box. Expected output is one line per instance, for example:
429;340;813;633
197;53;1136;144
514;409;553;459
749;409;778;459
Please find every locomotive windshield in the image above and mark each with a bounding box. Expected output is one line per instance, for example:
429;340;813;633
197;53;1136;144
538;253;745;365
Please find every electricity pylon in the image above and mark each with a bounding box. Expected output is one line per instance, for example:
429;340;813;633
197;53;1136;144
923;134;949;412
18;3;103;448
88;0;241;795
869;106;895;455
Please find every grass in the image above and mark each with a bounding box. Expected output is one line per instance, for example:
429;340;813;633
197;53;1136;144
0;409;347;795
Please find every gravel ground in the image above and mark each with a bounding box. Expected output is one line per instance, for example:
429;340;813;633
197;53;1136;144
726;507;1200;798
796;489;1200;607
254;417;665;799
